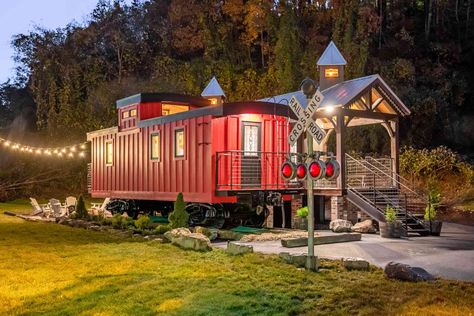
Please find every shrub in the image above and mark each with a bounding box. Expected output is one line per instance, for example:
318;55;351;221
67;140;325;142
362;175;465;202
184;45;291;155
75;195;88;219
111;214;123;229
135;215;151;230
121;217;135;229
424;182;441;221
168;192;189;228
386;205;397;223
155;224;171;234
399;146;474;204
296;206;308;218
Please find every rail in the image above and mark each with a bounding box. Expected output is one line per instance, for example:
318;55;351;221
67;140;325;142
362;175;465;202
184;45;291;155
215;150;337;192
345;154;428;234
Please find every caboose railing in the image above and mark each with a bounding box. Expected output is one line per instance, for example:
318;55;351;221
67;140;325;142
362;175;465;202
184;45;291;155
215;150;337;192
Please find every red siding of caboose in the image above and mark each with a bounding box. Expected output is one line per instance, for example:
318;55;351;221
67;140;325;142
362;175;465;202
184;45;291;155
88;99;294;204
90;115;222;203
212;114;291;191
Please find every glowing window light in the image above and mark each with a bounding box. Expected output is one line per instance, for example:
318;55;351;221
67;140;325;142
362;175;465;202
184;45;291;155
325;68;339;78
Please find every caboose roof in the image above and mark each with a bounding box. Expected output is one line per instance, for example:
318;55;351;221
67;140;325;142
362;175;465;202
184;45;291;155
116;93;211;108
138;101;295;128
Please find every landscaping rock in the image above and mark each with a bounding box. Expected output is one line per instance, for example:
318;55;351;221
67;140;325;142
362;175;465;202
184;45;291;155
330;219;353;233
351;219;376;233
226;242;253;255
384;262;435;282
341;258;370;270
279;252;319;270
164;228;212;251
281;233;361;248
194;226;218;241
218;229;243;241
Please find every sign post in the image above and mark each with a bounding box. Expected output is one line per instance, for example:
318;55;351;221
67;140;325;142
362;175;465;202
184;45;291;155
287;78;325;271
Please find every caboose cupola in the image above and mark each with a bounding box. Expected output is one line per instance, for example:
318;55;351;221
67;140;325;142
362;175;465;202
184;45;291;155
317;41;347;91
201;76;226;106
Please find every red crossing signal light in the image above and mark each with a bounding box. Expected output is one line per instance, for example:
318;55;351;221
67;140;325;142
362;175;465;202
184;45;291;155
308;160;326;180
296;163;307;180
325;159;340;180
281;161;296;180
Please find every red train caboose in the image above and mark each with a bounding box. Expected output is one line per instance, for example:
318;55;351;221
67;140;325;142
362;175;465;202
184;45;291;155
87;78;299;227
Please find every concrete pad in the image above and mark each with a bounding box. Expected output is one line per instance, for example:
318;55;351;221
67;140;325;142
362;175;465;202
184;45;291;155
213;223;474;282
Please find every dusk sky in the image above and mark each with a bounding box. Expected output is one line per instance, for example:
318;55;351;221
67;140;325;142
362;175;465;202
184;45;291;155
0;0;106;83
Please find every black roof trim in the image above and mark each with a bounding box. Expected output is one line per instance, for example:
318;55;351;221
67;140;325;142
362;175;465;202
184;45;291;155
116;93;212;108
138;101;297;128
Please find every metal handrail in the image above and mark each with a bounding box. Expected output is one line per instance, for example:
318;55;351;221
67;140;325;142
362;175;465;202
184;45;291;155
346;153;422;198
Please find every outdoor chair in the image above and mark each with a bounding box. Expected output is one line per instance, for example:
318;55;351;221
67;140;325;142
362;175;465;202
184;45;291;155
49;199;67;217
64;196;77;214
29;198;52;217
91;197;112;217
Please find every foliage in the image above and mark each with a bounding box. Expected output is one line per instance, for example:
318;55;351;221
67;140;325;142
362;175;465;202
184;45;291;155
111;213;134;229
75;195;88;219
155;224;171;234
385;205;397;223
1;0;474;200
168;192;189;228
134;215;151;231
296;206;308;218
1;210;474;315
425;182;442;221
400;146;474;202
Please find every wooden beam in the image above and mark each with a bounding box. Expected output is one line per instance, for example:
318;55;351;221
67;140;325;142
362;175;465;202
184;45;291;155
371;97;384;111
390;119;399;187
314;108;398;121
335;113;346;191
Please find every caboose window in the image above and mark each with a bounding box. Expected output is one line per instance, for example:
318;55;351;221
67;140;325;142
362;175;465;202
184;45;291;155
150;133;160;160
122;111;129;119
243;123;260;157
174;128;185;158
130;109;137;117
105;141;113;165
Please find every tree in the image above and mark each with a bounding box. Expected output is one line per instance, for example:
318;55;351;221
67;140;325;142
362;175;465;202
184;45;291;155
168;192;189;228
274;5;300;92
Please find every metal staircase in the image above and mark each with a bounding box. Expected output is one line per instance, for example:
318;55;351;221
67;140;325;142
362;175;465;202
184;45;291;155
345;154;430;236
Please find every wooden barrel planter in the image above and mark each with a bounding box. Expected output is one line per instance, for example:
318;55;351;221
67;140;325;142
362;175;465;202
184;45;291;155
379;221;402;238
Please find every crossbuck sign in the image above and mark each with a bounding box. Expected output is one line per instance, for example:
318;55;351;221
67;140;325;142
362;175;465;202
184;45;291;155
288;90;326;146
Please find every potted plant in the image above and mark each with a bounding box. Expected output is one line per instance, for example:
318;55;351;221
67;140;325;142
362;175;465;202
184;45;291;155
423;183;442;236
294;206;308;230
379;205;401;238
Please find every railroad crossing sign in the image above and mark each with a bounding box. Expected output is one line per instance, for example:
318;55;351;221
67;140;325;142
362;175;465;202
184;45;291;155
288;89;326;146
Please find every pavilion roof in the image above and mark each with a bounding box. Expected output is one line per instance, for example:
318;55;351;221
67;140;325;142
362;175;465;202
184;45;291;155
259;74;410;117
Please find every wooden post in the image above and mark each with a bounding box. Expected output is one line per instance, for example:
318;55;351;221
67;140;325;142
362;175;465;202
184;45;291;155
335;113;346;190
390;119;399;187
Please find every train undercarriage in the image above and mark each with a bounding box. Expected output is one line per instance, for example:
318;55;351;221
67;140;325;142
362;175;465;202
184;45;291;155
104;191;286;229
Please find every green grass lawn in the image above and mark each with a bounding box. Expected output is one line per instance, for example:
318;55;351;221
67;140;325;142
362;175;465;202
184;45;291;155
0;203;473;315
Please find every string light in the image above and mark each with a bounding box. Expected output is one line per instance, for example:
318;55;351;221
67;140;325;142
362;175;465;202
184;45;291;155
0;137;88;159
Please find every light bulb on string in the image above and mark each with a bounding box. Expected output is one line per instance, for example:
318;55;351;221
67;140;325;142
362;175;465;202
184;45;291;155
79;152;85;158
80;144;86;150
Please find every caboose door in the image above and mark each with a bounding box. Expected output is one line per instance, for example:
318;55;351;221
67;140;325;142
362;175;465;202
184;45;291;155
241;122;261;187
